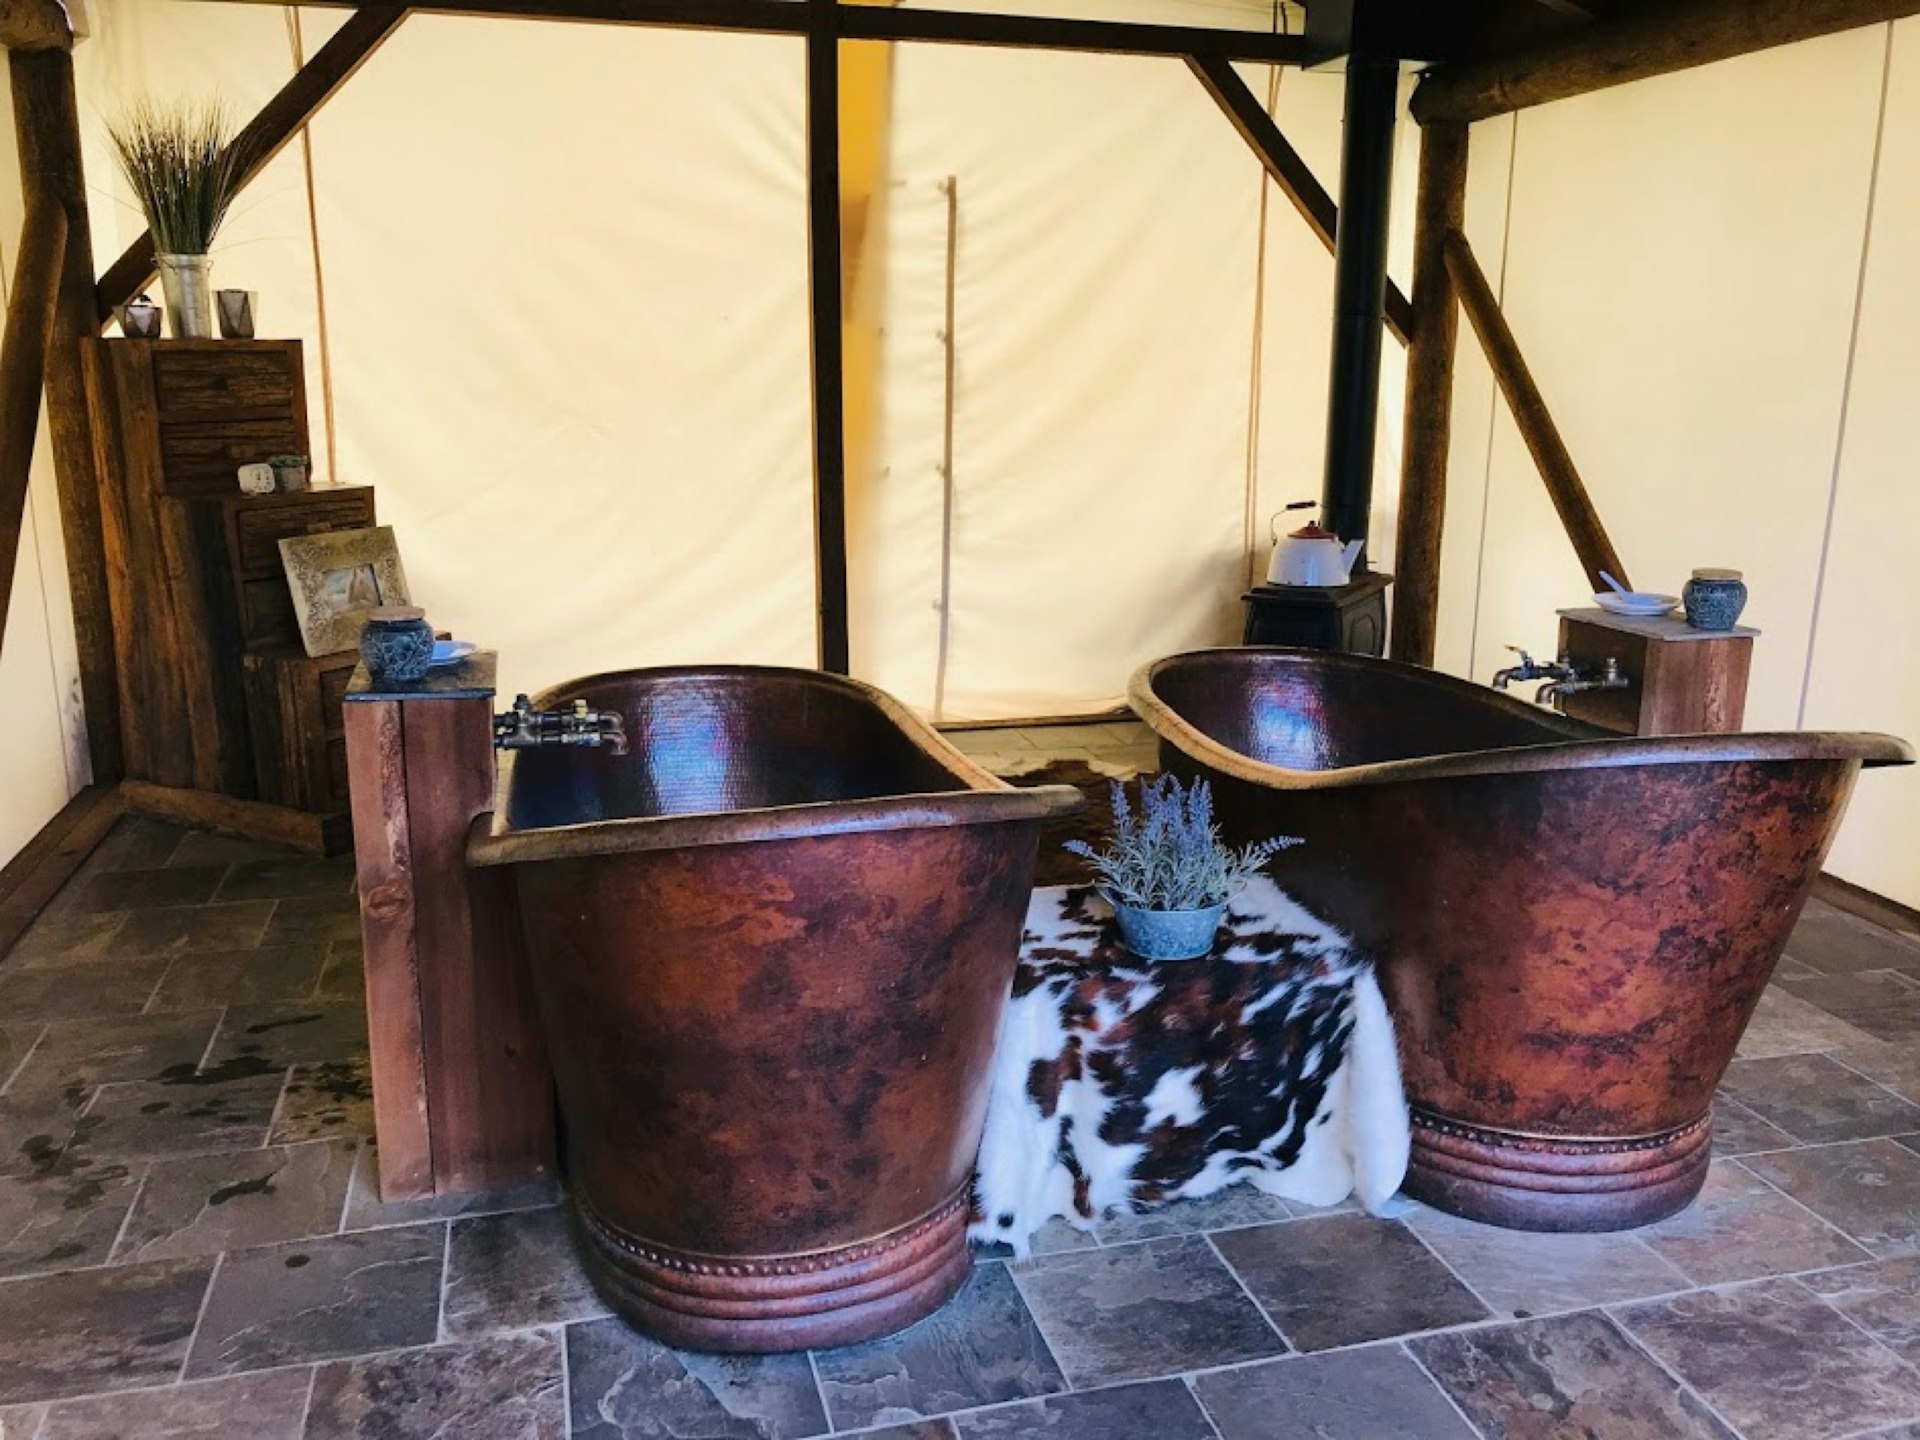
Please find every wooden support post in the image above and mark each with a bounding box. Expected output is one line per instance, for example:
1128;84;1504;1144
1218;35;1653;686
1388;121;1468;666
1443;229;1630;592
1412;0;1920;125
0;195;66;639
95;5;411;323
1186;55;1413;346
11;48;121;783
807;0;851;674
342;653;554;1201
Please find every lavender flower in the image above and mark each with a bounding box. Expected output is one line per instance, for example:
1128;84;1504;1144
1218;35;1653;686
1065;774;1300;910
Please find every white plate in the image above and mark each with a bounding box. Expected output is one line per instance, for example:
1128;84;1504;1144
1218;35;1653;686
427;639;477;668
1593;591;1679;617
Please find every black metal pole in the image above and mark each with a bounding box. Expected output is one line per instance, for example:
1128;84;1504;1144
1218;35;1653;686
806;0;850;673
1319;52;1399;565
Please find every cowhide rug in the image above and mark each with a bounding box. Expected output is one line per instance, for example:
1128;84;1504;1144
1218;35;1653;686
971;876;1409;1256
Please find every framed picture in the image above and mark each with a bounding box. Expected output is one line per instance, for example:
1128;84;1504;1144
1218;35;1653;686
279;525;412;657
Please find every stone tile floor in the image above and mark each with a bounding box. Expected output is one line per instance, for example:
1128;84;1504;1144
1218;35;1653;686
0;719;1918;1437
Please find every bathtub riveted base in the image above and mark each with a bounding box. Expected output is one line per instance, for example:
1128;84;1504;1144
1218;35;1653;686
1403;1109;1714;1233
571;1188;974;1353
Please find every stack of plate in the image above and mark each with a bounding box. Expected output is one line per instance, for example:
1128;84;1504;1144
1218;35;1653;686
1593;591;1679;618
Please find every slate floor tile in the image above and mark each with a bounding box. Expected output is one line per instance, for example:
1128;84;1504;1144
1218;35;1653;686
8;1010;222;1093
1802;1256;1920;1366
848;1425;955;1440
186;1222;444;1377
167;831;304;870
1639;1159;1872;1283
67;866;228;915
215;857;354;904
0;1084;87;1179
0;1157;142;1278
0;1403;43;1439
817;1261;1066;1428
1779;970;1920;1042
1712;1096;1796;1157
114;1139;357;1264
3;911;126;967
952;1380;1214;1439
269;1059;373;1145
34;1367;312;1438
1744;1139;1920;1257
566;1317;827;1439
1194;1347;1478;1440
1619;1277;1920;1440
1412;1310;1735;1439
442;1205;608;1339
1788;899;1920;975
1841;1039;1920;1105
1405;1207;1689;1317
316;943;365;1001
72;1066;285;1162
1093;1183;1293;1244
0;1027;38;1091
1734;985;1878;1059
306;1330;565;1439
83;818;189;874
204;999;367;1068
1212;1214;1488;1351
339;1141;556;1231
0;961;164;1023
259;895;363;949
0;1256;213;1403
1722;1052;1920;1142
148;944;330;1012
101;902;274;958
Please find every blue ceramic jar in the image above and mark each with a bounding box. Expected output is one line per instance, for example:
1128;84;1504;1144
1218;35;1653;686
359;606;434;685
1682;569;1748;632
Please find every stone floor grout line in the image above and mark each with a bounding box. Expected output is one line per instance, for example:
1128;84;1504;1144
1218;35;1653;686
176;1249;225;1384
434;1218;453;1345
102;1158;153;1266
0;1023;46;1095
802;1345;829;1435
1817;1047;1920;1113
1600;1301;1754;1440
1176;1372;1227;1440
1200;1229;1295;1351
192;1005;230;1074
298;1362;320;1440
1397;1337;1492;1440
558;1319;574;1440
1726;1153;1892;1256
1397;1215;1505;1324
995;1255;1081;1396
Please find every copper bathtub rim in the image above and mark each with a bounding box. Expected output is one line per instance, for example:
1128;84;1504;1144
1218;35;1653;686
1128;648;1914;791
468;663;1084;867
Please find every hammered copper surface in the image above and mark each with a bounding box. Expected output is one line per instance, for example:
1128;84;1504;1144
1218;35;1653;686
1131;648;1912;1231
471;667;1079;1350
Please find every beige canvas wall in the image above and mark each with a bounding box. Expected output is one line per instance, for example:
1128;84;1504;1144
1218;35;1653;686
1435;21;1920;908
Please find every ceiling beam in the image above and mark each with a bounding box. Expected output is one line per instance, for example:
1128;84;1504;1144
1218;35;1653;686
194;0;1311;63
96;5;410;322
1414;0;1920;124
0;0;72;52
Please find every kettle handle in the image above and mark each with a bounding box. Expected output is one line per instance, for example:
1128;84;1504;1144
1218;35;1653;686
1270;500;1317;544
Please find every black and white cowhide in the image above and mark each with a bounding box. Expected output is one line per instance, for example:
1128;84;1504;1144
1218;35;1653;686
971;877;1409;1256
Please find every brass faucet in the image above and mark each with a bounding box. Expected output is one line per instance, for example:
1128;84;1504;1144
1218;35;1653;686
493;695;628;755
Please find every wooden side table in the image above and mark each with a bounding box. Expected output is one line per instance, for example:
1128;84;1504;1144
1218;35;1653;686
1555;607;1758;736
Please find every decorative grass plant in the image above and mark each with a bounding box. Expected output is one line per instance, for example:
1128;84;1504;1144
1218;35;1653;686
107;100;241;255
1066;774;1300;912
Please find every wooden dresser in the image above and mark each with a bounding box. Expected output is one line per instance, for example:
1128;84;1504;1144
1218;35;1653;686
83;339;368;851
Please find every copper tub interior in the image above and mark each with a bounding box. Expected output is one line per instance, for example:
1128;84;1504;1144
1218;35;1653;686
471;666;1079;1352
1132;647;1912;1232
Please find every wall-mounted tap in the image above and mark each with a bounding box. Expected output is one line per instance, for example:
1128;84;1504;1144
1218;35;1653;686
1536;656;1629;710
1492;647;1561;691
494;695;628;755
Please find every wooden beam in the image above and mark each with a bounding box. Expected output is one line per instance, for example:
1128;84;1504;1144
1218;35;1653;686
1389;121;1467;666
807;0;850;674
96;5;410;323
0;195;66;646
1443;228;1629;592
197;0;1312;63
0;784;122;961
1413;0;1920;125
0;0;72;52
12;48;121;783
1186;56;1413;346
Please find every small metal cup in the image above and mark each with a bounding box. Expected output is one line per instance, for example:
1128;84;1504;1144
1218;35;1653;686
116;296;163;340
215;289;258;339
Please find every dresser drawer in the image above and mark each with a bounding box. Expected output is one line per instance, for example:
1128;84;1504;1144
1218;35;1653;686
234;494;377;576
160;419;306;496
153;347;298;420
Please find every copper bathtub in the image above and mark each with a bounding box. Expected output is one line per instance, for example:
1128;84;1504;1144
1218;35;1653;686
469;666;1080;1351
1130;648;1911;1231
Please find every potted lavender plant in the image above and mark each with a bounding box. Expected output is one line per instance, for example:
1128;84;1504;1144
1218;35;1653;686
1066;774;1299;961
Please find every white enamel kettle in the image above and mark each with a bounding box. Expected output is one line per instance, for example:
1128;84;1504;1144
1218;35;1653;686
1267;504;1364;587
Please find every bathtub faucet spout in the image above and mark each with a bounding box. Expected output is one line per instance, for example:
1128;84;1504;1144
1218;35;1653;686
1536;657;1628;709
494;695;628;755
1492;647;1558;691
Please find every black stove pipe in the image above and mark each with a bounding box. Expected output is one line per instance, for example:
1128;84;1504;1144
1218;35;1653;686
1320;53;1400;568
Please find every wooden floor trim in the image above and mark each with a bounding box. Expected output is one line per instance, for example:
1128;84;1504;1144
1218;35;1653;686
0;783;124;958
1813;871;1920;938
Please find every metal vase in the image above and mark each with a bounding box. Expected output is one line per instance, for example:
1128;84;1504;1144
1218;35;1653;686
156;254;215;339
